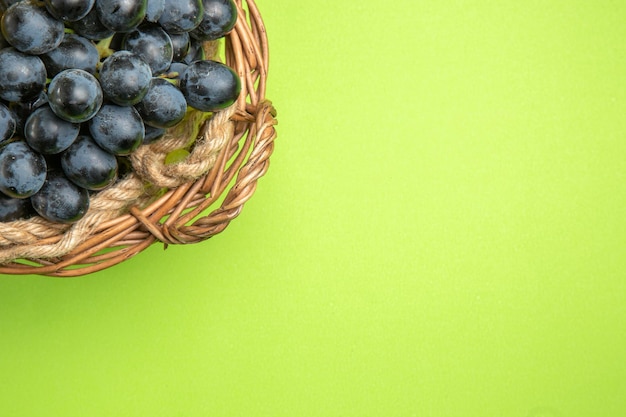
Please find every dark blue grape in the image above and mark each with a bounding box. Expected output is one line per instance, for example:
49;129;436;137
44;0;96;22
166;62;188;80
89;104;144;155
179;60;240;111
1;1;65;55
24;105;80;155
99;51;152;106
30;170;89;224
0;48;47;103
0;192;34;221
143;123;166;144
96;0;147;33
181;37;205;65
158;0;203;34
61;135;117;190
69;5;114;41
48;69;103;123
169;32;190;62
122;25;173;75
0;102;16;144
191;0;237;41
41;33;100;77
136;78;187;128
0;141;47;198
145;0;164;22
9;91;49;138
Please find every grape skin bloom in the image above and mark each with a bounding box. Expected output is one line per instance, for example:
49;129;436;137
48;69;104;123
145;0;165;22
61;135;118;191
0;48;47;103
99;50;153;106
135;77;187;128
24;105;81;155
191;0;237;41
0;192;33;222
89;104;145;155
179;60;241;111
96;0;147;33
31;171;90;224
69;6;114;41
44;0;96;23
122;25;174;75
41;33;100;77
0;141;47;199
0;102;17;144
158;0;203;34
1;1;65;55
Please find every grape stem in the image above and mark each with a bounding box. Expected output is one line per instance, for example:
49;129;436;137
96;36;115;62
158;73;181;87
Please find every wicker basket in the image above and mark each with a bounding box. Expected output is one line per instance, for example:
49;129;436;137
0;0;277;277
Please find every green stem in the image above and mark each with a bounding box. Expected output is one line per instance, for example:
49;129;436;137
96;36;115;60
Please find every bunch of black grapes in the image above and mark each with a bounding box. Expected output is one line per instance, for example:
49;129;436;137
0;0;240;224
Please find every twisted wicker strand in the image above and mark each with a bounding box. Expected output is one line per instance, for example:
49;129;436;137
0;218;69;247
130;105;235;188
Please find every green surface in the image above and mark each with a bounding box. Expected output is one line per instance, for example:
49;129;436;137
1;0;626;416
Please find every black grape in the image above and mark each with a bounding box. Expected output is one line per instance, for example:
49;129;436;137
0;192;34;222
135;78;187;128
166;62;188;80
0;102;16;144
145;0;165;22
41;33;100;77
0;48;47;103
122;25;174;75
191;0;237;41
169;32;191;62
96;0;147;33
179;60;240;111
143;124;166;144
89;104;145;155
158;0;203;34
99;51;152;106
9;92;49;138
44;0;96;22
181;37;206;65
48;69;103;123
30;170;90;224
1;1;65;55
24;105;80;155
0;141;47;199
69;6;114;41
61;135;118;191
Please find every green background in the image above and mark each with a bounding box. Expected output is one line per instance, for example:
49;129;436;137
1;0;626;415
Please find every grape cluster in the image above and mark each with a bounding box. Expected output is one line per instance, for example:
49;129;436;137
0;0;240;224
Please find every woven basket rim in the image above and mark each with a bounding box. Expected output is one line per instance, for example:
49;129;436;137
0;0;277;277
